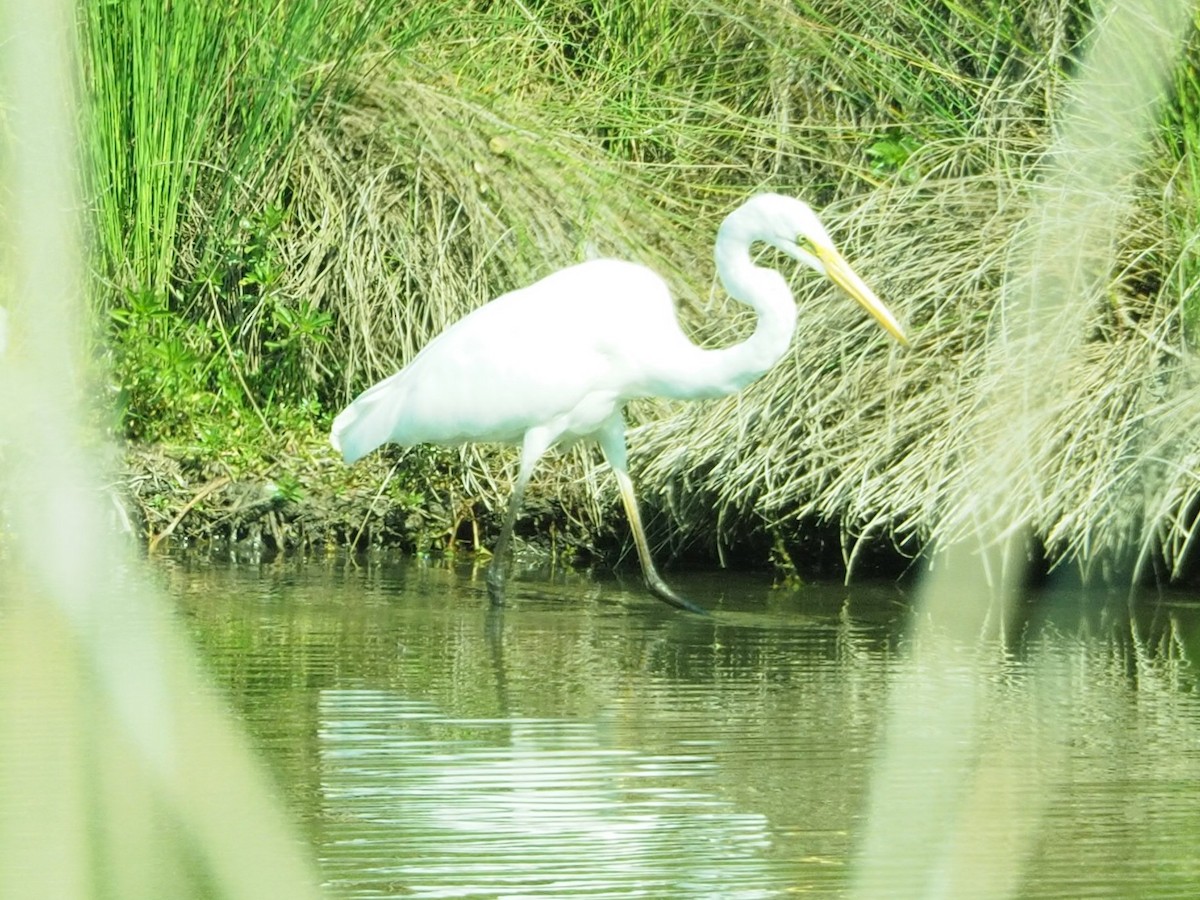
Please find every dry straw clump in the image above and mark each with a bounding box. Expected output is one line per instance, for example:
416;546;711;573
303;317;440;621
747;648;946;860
634;167;1200;580
185;0;1199;579
279;69;710;547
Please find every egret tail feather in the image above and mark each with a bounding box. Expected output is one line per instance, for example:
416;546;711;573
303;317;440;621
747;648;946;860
330;372;407;464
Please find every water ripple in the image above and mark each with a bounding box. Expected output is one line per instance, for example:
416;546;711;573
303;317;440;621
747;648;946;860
318;689;780;898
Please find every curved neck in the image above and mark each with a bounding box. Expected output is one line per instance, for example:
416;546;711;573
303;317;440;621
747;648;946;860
654;237;797;401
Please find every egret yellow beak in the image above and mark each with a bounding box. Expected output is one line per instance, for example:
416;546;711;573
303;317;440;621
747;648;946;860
818;245;909;347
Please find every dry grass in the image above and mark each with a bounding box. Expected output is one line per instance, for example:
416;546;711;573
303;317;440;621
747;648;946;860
117;0;1200;580
276;70;710;542
634;157;1200;581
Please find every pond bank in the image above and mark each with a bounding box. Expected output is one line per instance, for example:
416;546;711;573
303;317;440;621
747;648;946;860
117;440;918;582
118;435;1200;591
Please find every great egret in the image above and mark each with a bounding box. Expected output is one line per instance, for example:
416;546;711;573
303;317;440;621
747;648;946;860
331;193;908;613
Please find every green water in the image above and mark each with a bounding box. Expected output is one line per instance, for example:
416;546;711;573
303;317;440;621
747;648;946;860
163;556;1200;898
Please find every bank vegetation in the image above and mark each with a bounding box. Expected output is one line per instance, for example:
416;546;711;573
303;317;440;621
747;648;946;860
81;0;1200;582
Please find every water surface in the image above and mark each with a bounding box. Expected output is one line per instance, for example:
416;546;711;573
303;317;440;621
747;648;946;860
164;556;1200;898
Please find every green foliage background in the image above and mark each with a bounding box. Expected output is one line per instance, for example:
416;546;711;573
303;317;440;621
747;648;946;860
80;0;1200;578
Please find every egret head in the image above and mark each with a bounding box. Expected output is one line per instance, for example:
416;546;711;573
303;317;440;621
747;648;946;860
724;193;909;347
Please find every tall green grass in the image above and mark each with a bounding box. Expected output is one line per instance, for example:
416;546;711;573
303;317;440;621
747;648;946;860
78;0;399;439
80;0;379;292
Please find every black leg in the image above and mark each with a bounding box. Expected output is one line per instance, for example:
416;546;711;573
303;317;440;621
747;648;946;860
486;430;549;605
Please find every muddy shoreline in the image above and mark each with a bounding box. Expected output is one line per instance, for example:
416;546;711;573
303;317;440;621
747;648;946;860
118;441;913;582
119;442;1199;589
123;444;442;556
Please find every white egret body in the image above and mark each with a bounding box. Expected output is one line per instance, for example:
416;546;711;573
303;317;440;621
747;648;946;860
332;194;908;613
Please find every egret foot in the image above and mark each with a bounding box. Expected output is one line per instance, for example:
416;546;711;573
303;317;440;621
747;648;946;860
645;572;709;616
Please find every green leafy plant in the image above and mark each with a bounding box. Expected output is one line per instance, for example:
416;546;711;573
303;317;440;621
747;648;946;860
866;132;923;179
80;0;392;441
107;289;222;441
